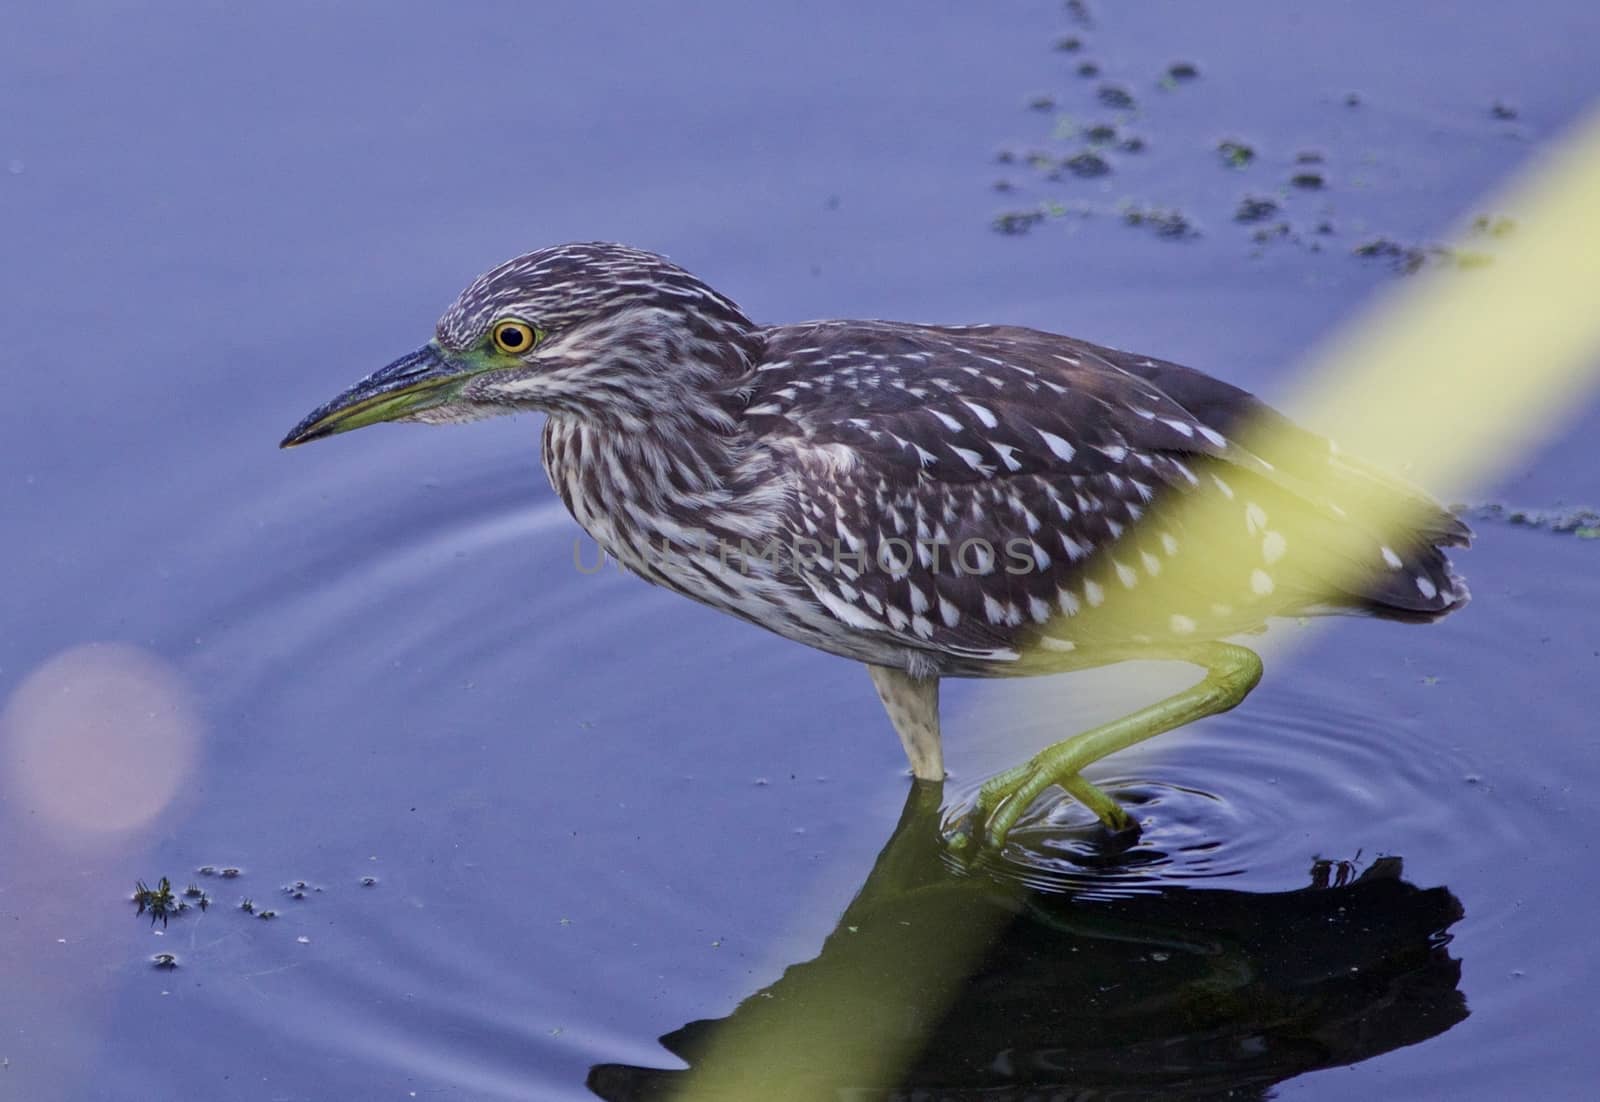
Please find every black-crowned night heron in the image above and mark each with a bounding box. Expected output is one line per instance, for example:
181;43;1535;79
282;242;1469;849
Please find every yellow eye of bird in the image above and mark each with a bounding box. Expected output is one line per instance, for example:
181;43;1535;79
491;320;538;353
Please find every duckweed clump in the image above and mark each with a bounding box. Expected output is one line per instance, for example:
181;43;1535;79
132;878;177;927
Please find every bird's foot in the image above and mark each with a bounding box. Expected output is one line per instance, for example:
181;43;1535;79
942;644;1263;854
944;759;1136;854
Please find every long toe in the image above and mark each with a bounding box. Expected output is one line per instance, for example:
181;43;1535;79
978;770;1139;850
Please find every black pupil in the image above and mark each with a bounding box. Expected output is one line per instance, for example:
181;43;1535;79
500;327;525;348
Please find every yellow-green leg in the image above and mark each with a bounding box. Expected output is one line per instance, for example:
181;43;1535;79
950;642;1264;851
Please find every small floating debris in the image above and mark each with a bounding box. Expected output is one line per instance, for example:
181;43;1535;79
1353;237;1498;274
196;864;244;878
1077;61;1101;78
1249;222;1292;244
1050;114;1080;141
993;209;1045;235
1121;204;1198;239
1097;84;1136;109
1491;100;1519;120
1289;171;1326;190
1233;195;1279;223
1249;205;1513;274
991;199;1095;236
132;878;177;928
1471;214;1517;238
1462;503;1600;537
1054;35;1083;52
1353;237;1426;274
1166;61;1200;82
1028;94;1057;112
1217;139;1256;168
1063;151;1111;177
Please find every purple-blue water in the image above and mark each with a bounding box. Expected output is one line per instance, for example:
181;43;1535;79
3;2;1597;1098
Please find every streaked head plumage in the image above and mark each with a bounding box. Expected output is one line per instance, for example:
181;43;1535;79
434;241;759;420
435;241;752;355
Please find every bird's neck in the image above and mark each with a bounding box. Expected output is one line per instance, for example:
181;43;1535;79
541;401;783;570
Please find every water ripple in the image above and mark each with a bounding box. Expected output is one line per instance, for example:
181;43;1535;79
943;663;1531;900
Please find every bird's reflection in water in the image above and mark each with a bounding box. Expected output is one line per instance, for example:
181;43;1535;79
589;783;1466;1101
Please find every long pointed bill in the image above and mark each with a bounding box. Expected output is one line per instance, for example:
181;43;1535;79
280;343;470;448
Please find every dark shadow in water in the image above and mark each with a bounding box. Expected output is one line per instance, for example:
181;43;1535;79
589;783;1466;1100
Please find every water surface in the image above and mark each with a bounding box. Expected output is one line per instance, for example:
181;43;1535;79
3;2;1598;1098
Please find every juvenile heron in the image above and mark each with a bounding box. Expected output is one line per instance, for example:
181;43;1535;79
282;242;1469;848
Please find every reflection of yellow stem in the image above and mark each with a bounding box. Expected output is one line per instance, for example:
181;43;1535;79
674;108;1600;1102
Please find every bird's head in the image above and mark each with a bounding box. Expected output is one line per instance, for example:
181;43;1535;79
280;242;757;448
